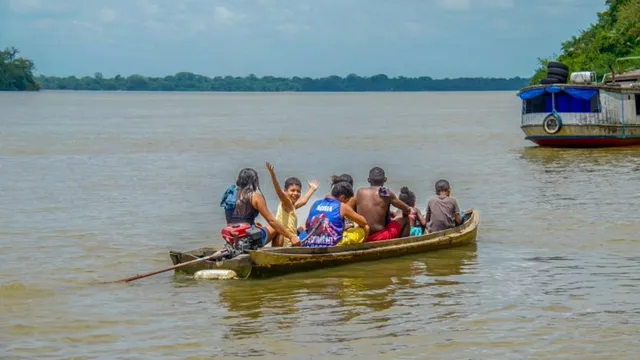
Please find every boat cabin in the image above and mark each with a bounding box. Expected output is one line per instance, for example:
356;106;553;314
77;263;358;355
517;57;640;147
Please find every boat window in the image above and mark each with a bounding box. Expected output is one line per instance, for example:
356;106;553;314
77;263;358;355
523;93;552;114
553;90;600;113
636;94;640;116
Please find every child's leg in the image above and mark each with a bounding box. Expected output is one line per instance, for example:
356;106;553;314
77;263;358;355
272;234;285;247
395;216;410;238
263;224;277;246
264;224;292;247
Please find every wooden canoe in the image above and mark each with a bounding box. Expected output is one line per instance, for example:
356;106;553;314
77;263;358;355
169;208;479;279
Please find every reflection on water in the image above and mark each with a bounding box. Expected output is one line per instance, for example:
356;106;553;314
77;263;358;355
515;146;640;253
215;245;478;342
519;146;640;171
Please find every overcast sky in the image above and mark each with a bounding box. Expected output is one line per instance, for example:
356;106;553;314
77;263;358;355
0;0;605;78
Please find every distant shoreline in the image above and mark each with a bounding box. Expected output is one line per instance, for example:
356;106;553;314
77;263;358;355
2;46;533;92
35;72;530;92
28;88;520;94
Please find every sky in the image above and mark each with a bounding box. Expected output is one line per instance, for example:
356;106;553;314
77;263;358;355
0;0;607;78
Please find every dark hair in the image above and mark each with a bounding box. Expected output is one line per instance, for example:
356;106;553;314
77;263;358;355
331;181;354;199
284;177;302;190
368;166;385;185
435;179;450;194
398;186;416;207
236;168;261;198
330;174;354;187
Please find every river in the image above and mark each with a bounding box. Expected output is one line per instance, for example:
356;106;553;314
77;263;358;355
1;91;639;359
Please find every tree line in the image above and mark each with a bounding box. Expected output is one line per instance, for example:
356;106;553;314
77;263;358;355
35;72;529;92
2;45;530;92
530;0;640;85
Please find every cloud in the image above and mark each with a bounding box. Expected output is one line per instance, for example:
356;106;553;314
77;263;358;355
99;8;117;23
32;18;59;29
275;23;310;39
437;0;471;11
9;0;68;14
72;20;103;33
478;0;515;8
143;19;178;36
9;0;42;13
137;0;159;15
535;0;582;17
436;0;515;11
404;21;431;37
212;5;246;26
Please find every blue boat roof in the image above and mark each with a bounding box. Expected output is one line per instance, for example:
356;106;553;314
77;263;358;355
517;86;599;100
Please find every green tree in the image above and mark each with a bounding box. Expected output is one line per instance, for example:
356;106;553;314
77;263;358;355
0;47;40;91
530;0;640;85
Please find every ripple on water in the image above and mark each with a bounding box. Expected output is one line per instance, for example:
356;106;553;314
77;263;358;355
0;281;56;299
2;92;640;359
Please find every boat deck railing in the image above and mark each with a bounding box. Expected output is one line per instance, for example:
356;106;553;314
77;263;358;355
601;56;640;84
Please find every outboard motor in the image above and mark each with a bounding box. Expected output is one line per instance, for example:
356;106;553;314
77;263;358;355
220;223;264;258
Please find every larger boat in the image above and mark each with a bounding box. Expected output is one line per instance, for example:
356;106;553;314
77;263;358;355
517;56;640;148
169;209;479;279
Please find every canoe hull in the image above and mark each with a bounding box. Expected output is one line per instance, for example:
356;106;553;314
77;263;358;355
170;209;479;279
249;222;477;278
169;249;253;278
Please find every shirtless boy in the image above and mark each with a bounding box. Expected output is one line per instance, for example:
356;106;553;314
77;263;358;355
348;167;412;241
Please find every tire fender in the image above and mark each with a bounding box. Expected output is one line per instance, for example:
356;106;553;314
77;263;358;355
543;112;562;134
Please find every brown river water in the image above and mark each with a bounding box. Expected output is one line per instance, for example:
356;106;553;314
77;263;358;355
1;91;639;359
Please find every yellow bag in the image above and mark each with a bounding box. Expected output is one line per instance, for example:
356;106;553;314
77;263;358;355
337;227;366;246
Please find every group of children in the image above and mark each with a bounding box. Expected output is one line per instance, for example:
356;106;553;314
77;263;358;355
259;162;462;247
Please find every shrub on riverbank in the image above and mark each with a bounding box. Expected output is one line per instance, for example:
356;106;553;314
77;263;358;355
0;47;40;91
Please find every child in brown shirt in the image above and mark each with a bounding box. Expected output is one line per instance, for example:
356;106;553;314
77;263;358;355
425;179;461;233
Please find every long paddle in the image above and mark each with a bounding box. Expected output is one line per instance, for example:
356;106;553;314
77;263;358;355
109;214;327;284
110;248;230;284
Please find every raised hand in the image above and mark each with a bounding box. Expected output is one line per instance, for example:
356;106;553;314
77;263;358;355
265;161;275;174
308;180;320;190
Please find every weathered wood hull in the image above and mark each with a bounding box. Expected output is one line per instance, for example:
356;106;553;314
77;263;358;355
170;209;479;279
169;250;254;278
522;125;640;148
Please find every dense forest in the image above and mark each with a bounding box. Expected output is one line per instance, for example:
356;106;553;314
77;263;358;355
0;47;40;91
35;73;529;92
530;0;640;85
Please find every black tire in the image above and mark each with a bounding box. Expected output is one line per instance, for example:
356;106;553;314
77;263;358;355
547;67;569;78
540;78;557;84
547;61;569;71
543;113;562;134
547;74;567;83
